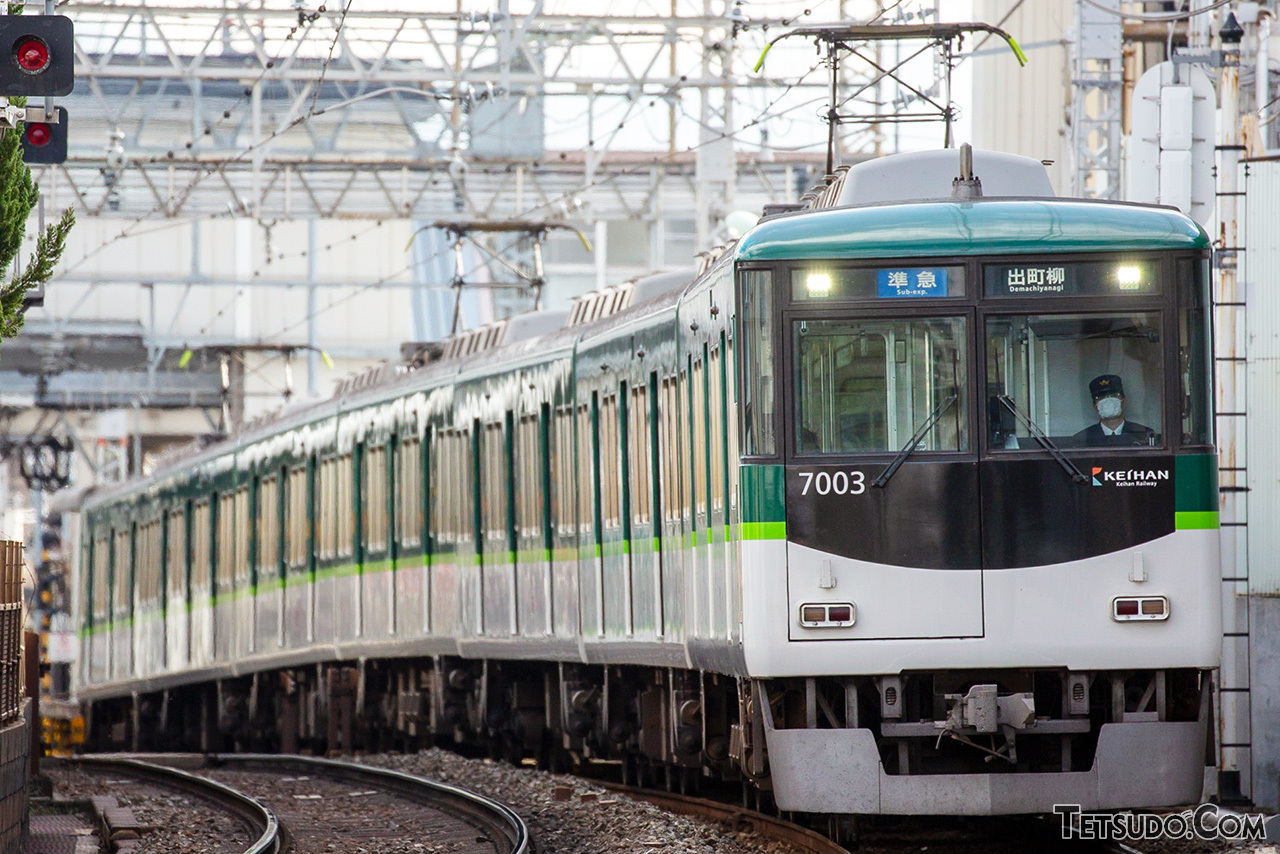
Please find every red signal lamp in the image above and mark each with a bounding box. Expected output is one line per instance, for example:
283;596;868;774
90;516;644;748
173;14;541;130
25;122;51;147
14;36;49;74
19;106;67;164
0;17;75;97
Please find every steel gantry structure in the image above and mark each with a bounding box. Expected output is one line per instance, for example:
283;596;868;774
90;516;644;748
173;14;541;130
8;0;962;492
53;1;860;222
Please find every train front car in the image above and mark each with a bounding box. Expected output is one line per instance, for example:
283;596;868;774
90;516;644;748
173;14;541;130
734;151;1220;815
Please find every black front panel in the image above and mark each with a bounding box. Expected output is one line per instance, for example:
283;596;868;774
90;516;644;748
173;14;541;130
981;455;1175;569
785;461;981;569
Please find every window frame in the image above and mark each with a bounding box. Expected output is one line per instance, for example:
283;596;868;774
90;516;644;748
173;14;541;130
782;303;979;462
980;307;1170;454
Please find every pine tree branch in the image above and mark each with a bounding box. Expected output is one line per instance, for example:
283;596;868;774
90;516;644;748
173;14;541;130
0;105;36;276
0;209;74;339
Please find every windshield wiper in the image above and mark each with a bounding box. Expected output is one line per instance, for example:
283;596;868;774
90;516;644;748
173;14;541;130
871;394;957;489
995;394;1089;484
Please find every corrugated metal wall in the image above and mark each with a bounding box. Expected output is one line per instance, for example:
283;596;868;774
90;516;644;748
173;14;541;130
1245;159;1280;595
972;0;1072;193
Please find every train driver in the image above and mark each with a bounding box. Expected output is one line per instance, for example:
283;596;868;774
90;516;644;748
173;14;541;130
1073;374;1155;446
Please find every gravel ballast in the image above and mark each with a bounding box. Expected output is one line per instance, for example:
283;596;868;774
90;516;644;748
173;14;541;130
357;749;808;854
199;765;506;854
43;763;254;854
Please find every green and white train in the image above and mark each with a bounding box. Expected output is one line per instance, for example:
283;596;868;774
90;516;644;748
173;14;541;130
69;148;1220;816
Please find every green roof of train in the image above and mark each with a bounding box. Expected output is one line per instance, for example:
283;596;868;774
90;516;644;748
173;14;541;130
734;198;1211;261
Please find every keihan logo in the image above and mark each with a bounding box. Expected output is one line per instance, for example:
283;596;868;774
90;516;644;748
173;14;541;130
1091;466;1170;487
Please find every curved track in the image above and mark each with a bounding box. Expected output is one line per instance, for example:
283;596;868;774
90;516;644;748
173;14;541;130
207;753;530;854
68;754;281;853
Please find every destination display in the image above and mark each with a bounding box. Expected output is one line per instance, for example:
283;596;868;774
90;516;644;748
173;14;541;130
792;265;965;301
984;260;1160;297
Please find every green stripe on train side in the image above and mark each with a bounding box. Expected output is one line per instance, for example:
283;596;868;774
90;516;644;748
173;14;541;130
740;521;787;540
739;464;786;524
1175;511;1220;530
1174;453;1219;513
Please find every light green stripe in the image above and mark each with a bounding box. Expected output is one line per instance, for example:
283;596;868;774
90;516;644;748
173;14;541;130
740;521;787;540
1175;510;1219;530
211;586;255;607
601;540;630;558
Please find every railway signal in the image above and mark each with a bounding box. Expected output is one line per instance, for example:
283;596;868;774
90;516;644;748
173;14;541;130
0;15;75;96
20;105;65;163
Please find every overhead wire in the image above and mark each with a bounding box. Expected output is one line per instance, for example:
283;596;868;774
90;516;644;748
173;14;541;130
57;1;365;277
308;0;356;117
63;17;829;280
192;26;889;343
62;5;927;348
1078;0;1233;22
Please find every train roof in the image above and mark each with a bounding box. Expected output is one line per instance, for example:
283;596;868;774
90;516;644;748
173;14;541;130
733;197;1211;262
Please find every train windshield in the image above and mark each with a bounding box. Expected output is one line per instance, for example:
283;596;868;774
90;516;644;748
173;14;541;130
986;312;1163;449
793;317;968;455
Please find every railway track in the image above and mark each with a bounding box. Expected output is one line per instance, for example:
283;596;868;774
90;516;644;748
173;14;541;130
203;753;530;854
64;754;281;853
66;753;529;854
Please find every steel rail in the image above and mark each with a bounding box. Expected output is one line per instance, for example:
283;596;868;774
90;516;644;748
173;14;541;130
211;753;530;854
600;782;849;854
65;755;281;854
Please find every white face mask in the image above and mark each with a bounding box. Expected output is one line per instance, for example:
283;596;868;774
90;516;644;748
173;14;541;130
1096;396;1123;419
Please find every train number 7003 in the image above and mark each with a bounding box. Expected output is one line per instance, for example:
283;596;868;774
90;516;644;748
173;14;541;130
797;470;866;496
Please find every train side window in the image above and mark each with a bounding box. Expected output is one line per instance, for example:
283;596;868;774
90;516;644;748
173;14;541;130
678;368;694;521
739;268;777;457
552;407;576;539
481;422;508;550
363;445;388;553
462;426;478;547
235;487;250;588
577;403;596;540
113;527;131;613
692;358;708;516
337;455;354;558
286;466;308;569
724;330;739;516
192;499;211;595
93;531;110;616
628;382;652;528
218;494;236;594
166;508;186;601
398;437;423;548
793;316;969;455
325;458;336;558
1179;258;1212;446
986;312;1163;449
659;376;680;525
600;393;621;529
257;476;278;580
709;345;725;513
138;519;161;608
432;431;452;548
517;413;543;543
